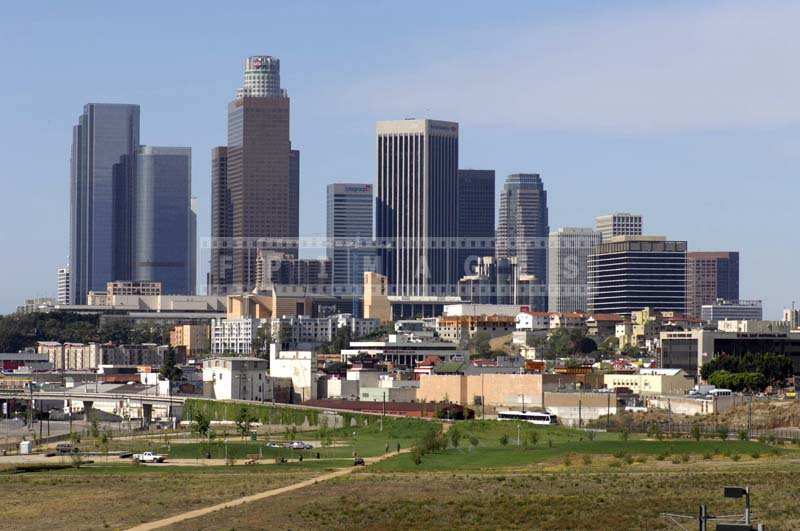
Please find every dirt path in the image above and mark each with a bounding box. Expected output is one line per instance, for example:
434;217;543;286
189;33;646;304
126;449;410;530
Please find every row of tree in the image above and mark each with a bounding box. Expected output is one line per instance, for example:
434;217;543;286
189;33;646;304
0;312;172;352
700;352;793;391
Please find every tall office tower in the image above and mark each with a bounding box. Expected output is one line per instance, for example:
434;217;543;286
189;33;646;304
69;103;140;304
456;169;495;277
57;266;70;305
327;183;374;292
376;119;459;297
209;146;231;294
132;146;192;295
496;173;549;310
189;197;198;295
685;251;739;318
588;235;687;314
212;55;294;294
595;212;643;242
547;227;602;313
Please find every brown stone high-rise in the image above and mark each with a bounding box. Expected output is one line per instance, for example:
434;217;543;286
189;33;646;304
209;55;299;294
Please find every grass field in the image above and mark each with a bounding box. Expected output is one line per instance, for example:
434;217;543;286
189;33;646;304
0;464;321;530
5;417;799;529
165;462;800;530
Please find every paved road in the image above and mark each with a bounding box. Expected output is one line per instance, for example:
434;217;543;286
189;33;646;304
126;449;410;530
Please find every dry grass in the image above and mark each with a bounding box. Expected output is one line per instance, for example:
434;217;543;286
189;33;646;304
164;460;800;530
0;466;317;530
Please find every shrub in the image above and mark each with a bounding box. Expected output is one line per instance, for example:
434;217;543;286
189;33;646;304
691;424;702;442
717;424;730;441
656;451;668;461
731;453;741;462
469;435;479;449
750;451;760;459
529;431;540;447
635;455;648;463
449;428;462;449
499;434;509;447
738;429;749;441
612;450;626;459
670;456;681;464
681;453;690;463
582;454;592;466
563;453;572;467
586;430;596;442
412;446;423;465
623;454;634;465
702;452;712;460
620;427;630;442
547;438;553;448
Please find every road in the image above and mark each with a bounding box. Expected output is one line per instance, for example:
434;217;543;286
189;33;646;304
126;448;410;530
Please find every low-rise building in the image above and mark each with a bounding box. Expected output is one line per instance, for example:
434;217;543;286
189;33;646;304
170;324;210;358
716;320;789;334
603;368;693;395
342;335;466;368
202;357;272;401
515;311;550;331
436;315;516;344
269;346;317;402
211;318;262;355
700;299;762;324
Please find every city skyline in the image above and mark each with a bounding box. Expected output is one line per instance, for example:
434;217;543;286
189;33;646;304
1;1;798;317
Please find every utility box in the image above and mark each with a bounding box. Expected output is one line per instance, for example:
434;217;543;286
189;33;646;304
19;440;32;455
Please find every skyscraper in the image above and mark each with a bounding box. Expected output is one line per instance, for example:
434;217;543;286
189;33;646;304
547;227;602;313
209;146;231;294
69;103;140;304
210;55;296;294
686;251;740;318
496;173;548;310
456;169;495;277
189;197;198;295
595;212;643;242
588;235;687;314
132;146;192;295
376;119;459;297
327;183;374;292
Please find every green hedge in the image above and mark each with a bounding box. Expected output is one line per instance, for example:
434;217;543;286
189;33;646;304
183;399;378;427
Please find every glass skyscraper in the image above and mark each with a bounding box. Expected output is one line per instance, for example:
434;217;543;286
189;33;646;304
327;183;375;293
132;146;192;295
69;103;140;304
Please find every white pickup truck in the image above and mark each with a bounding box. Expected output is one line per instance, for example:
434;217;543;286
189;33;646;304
132;451;166;463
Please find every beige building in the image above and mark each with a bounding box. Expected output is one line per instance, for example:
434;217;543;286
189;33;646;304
106;280;162;297
436;315;516;344
604;368;692;395
170;324;210;358
363;272;391;322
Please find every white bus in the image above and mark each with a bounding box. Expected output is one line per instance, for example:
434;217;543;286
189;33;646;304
497;410;558;425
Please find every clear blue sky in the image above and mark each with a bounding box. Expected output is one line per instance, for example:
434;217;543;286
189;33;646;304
1;0;798;317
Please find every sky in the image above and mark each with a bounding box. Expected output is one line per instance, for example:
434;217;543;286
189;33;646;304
0;0;798;317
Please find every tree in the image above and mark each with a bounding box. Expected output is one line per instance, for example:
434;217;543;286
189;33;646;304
598;336;619;358
449;427;462;449
717;424;730;441
574;336;597;354
159;347;182;382
235;406;256;439
547;328;573;358
499;434;509;446
691;423;702;442
192;410;211;438
251;325;272;358
528;431;539;447
467;331;492;357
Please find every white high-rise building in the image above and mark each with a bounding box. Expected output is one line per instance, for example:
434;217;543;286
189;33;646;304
547;228;602;313
595;213;642;242
57;266;70;305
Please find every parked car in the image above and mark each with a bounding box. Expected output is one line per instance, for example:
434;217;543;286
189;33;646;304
266;442;282;449
132;451;166;463
289;441;313;450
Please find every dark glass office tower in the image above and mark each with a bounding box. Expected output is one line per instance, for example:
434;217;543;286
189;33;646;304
132;146;192;295
209;146;232;294
456;169;495;277
686;251;740;318
210;55;295;294
588;236;687;314
376;119;459;297
69;103;140;304
496;173;549;310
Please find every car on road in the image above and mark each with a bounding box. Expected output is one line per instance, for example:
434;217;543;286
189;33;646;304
132;451;166;463
288;441;313;450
